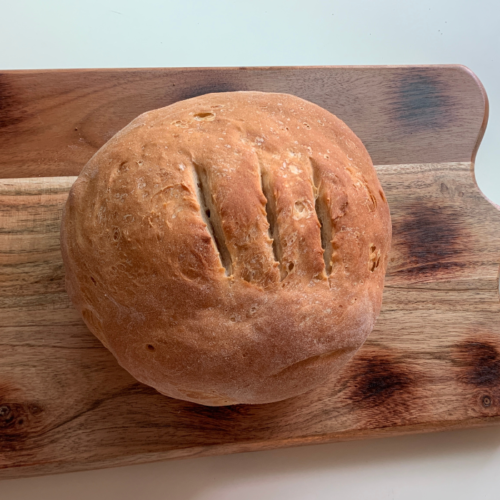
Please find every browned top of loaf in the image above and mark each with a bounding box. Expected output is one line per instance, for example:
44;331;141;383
61;91;392;406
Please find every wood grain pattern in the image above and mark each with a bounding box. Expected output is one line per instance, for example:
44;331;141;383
1;161;499;479
0;65;487;178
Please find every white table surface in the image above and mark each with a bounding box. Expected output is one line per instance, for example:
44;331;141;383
1;1;499;498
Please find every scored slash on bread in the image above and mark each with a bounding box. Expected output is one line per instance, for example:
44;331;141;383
61;91;392;406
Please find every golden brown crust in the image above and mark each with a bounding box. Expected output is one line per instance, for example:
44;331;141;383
61;91;392;406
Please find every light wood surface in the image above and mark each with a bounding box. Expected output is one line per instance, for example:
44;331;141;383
0;65;487;178
1;160;499;479
0;65;498;479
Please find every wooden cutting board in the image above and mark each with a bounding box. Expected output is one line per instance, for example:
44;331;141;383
1;65;500;479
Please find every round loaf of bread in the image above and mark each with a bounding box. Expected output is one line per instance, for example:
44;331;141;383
61;91;391;406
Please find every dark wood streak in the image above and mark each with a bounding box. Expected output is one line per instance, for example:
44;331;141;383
0;75;25;132
39;382;151;438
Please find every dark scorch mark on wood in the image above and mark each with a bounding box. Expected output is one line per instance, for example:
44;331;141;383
452;339;500;412
349;354;415;410
454;341;500;388
389;70;455;134
391;203;467;279
343;350;423;427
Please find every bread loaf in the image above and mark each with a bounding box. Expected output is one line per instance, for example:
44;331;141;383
61;91;392;406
